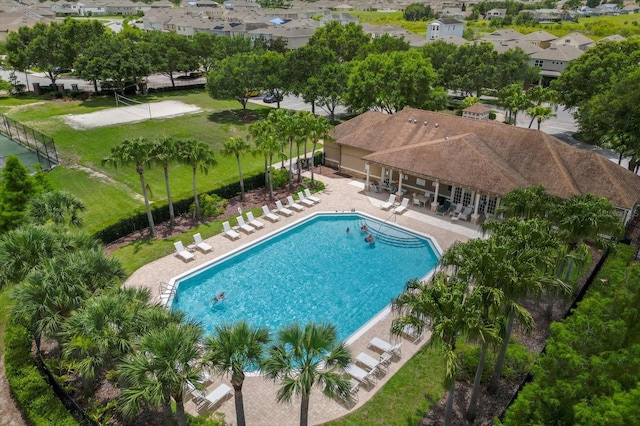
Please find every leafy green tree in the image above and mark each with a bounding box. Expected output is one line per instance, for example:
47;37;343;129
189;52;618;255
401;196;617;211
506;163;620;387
221;137;252;201
308;62;349;123
192;32;218;73
443;43;498;97
308;21;370;63
261;322;352;426
103;137;157;238
346;50;442;114
420;41;460;86
391;275;492;426
403;3;435;21
0;155;37;232
495;48;539;90
260;50;288;108
118;319;203;426
514;11;538;26
4;26;36;90
207;53;263;109
356;33;411;59
285;45;338;115
204;321;270;426
25;190;85;228
176;139;217;220
149;137;178;228
146;31;199;89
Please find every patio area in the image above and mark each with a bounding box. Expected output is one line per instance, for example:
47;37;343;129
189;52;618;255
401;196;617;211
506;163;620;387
123;171;483;425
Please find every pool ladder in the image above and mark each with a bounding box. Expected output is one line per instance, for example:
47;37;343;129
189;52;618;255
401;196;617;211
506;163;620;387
355;219;425;248
158;281;177;307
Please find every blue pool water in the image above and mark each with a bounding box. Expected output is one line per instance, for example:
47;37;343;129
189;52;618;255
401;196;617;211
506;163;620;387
172;213;439;341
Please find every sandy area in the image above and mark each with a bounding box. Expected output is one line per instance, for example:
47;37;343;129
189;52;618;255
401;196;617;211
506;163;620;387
63;100;202;129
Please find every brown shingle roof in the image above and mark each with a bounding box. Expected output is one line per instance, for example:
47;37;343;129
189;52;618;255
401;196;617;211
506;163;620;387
333;107;640;209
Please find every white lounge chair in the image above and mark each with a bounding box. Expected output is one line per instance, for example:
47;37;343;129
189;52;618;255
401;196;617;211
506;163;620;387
236;216;256;234
275;200;294;217
246;211;265;229
174;241;195;262
222;221;241;240
193;233;213;253
194;383;233;412
402;325;425;344
286;196;305;212
262;205;280;222
368;337;402;358
393;198;410;214
356;352;387;374
451;203;463;216
345;363;376;385
458;205;474;221
304;188;321;203
380;194;396;210
297;191;315;207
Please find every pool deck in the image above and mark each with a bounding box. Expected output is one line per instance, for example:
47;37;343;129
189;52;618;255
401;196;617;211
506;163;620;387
123;172;483;425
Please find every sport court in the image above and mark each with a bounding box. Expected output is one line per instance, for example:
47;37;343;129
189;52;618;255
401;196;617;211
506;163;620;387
0;133;52;171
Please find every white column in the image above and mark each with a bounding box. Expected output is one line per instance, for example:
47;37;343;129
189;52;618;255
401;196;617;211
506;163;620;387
431;181;440;211
365;163;370;191
398;172;404;194
473;192;480;215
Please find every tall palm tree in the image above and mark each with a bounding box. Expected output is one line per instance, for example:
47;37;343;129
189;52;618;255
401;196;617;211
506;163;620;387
149;137;178;227
62;287;151;388
391;274;493;426
221;137;252;201
250;120;280;201
497;185;554;221
118;319;204;426
203;321;270;426
482;218;569;394
269;109;302;191
102;137;157;238
302;113;332;188
527;105;556;130
525;86;557;128
261;322;352;426
176;139;216;220
25;190;85;228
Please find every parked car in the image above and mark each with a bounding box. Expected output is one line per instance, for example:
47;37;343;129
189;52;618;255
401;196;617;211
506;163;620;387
263;93;279;103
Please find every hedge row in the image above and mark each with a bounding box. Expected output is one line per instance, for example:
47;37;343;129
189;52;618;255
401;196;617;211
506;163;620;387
4;319;77;426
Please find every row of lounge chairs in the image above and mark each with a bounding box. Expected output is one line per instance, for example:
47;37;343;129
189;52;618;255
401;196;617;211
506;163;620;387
174;233;213;262
436;201;474;221
185;381;233;413
380;194;410;214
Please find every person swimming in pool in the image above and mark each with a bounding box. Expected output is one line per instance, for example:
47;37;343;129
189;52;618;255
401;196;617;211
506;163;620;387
361;224;368;234
211;292;225;304
365;234;374;243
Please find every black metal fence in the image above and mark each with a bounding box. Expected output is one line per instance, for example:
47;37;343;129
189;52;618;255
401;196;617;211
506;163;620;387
0;114;59;170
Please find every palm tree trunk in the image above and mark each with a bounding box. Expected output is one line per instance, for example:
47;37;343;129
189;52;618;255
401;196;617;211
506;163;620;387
161;395;174;426
488;310;515;394
288;137;294;191
300;394;310;426
444;377;456;426
233;387;246;426
237;156;245;201
192;166;200;219
528;116;535;128
296;144;302;183
268;154;274;201
175;399;188;426
138;170;156;238
310;142;317;186
466;341;488;422
537;118;542;130
164;166;175;227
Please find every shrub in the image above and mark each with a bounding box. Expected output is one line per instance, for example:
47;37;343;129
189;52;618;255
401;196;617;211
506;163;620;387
456;341;533;383
188;413;226;426
270;167;289;189
489;111;497;120
190;193;227;218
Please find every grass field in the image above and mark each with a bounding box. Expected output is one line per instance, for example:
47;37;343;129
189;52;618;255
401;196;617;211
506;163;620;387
5;92;271;232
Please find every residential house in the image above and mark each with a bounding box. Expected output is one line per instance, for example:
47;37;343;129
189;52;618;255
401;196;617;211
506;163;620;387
518;30;557;48
426;18;464;41
550;31;595;51
462;104;490;121
487;39;543;55
485;8;507;19
361;23;407;39
319;13;359;25
530;44;584;83
480;29;524;43
426;35;467;46
325;107;640;225
0;9;53;41
598;34;626;43
594;3;621;15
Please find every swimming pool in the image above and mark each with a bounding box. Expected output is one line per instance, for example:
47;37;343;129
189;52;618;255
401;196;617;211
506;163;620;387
171;213;440;342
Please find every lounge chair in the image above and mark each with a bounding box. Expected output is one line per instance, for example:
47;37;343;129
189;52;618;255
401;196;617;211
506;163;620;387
193;233;213;253
194;383;233;412
304;188;321;203
246;211;265;229
458;205;474;221
402;324;425;344
393;198;410;214
174;241;195;262
286;196;305;212
297;191;315;207
275;200;294;217
344;363;376;385
222;221;241;240
451;203;463;216
236;216;256;234
355;352;387;374
368;337;402;358
436;200;452;215
380;194;396;210
262;205;280;222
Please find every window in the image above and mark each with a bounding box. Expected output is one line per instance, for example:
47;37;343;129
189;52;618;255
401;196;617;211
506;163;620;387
486;196;497;215
453;187;462;204
534;59;543;67
462;190;473;206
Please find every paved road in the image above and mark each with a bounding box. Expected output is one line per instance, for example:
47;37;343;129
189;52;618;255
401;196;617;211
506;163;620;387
248;94;349;119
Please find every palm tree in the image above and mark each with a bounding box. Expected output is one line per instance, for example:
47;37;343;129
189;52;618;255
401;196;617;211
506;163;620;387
176;139;217;220
118;319;203;426
497;185;554;221
250;119;281;201
25;190;85;227
261;322;352;426
302;113;332;188
482;218;569;394
269;109;302;191
497;83;530;125
525;86;558;128
102;137;157;238
221;137;252;201
203;321;270;426
149;137;178;227
391;274;493;426
527;105;556;130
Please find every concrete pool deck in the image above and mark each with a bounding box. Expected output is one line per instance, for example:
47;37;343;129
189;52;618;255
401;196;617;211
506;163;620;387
123;171;483;425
